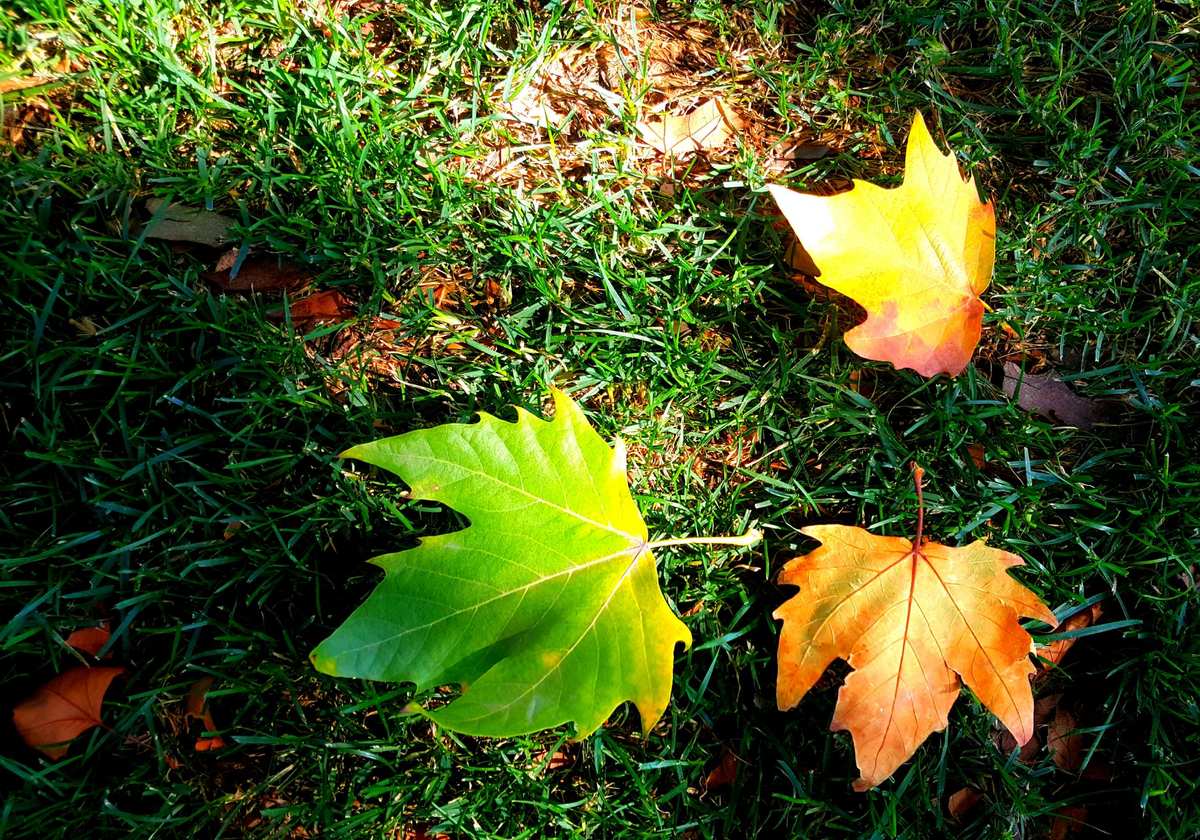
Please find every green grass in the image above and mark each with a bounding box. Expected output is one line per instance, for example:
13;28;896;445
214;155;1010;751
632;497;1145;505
2;0;1198;837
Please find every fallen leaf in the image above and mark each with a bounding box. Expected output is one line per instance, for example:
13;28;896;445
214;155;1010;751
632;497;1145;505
64;626;111;658
1049;805;1089;840
484;278;510;309
185;676;227;752
703;748;739;790
214;247;238;273
206;256;312;294
769;112;995;378
966;442;987;470
1002;363;1101;428
774;467;1055;790
3;95;56;148
530;747;573;771
1037;602;1103;669
1177;565;1197;591
288;290;355;325
12;666;124;758
993;724;1043;764
502;46;611;129
69;316;99;336
763;140;832;176
144;199;236;247
400;827;451;840
184;676;213;718
947;787;982;819
500;16;726;133
1047;707;1084;772
0;76;56;95
310;389;698;737
637;98;744;157
995;690;1059;761
194;733;225;751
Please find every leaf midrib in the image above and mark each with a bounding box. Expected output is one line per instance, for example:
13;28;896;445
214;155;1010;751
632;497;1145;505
334;540;645;656
444;543;650;726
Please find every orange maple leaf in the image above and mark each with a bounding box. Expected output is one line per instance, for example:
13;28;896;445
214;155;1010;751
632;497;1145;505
774;468;1055;790
12;666;124;759
769;111;995;378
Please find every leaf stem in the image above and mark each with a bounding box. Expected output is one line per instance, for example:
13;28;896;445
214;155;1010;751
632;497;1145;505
645;528;763;552
912;462;926;548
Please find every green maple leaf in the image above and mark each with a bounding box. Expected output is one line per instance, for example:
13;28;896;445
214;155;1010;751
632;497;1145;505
312;390;757;737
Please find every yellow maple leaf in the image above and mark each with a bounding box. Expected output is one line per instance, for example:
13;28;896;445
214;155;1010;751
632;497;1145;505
769;111;996;378
773;469;1056;790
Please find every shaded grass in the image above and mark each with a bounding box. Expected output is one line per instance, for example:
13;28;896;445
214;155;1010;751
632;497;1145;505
2;0;1198;837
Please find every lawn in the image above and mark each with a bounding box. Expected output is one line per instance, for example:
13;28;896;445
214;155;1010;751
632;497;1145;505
2;1;1198;838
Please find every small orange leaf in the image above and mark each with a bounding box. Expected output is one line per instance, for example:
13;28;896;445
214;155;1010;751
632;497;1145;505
64;625;111;658
185;676;227;752
774;472;1055;789
702;748;739;790
947;787;982;819
769;112;995;377
289;290;354;325
1037;602;1102;669
965;443;986;471
0;76;57;95
13;666;124;758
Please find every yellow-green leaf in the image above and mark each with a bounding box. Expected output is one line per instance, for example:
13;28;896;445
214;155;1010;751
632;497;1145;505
311;390;691;737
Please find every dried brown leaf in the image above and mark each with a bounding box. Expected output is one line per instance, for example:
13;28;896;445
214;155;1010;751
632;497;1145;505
206;256;312;294
1049;805;1089;840
1047;708;1084;773
1002;363;1102;428
69;317;99;336
530;748;573;772
1037;603;1103;670
3;97;54;148
214;247;238;273
947;787;982;820
144;200;236;247
702;748;739;790
994;692;1059;763
0;76;56;94
966;442;987;470
637;98;744;156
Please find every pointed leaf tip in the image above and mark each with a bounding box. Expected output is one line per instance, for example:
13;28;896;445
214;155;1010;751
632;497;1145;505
338;444;367;460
